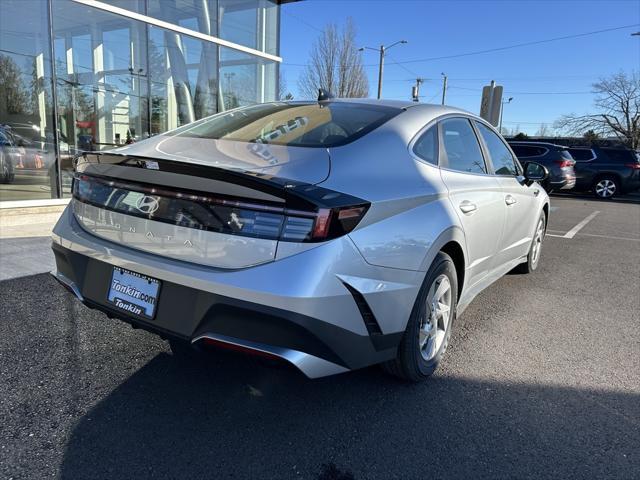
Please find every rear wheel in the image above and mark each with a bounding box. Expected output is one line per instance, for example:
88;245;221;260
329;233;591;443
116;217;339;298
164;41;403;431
515;211;546;274
0;152;13;184
382;252;457;382
593;176;619;199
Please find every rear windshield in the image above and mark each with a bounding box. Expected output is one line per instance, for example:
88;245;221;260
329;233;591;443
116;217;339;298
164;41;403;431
166;102;401;148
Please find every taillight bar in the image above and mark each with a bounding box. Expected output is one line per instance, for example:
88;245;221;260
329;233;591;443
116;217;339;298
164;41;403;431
72;173;369;243
624;163;640;169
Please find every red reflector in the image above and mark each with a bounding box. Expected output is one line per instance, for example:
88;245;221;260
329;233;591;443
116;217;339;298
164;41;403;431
201;338;281;360
624;163;640;169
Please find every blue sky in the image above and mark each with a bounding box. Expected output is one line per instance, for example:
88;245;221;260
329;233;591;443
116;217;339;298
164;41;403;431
279;0;640;134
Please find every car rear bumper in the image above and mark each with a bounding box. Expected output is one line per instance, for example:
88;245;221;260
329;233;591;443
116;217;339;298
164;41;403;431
51;206;419;378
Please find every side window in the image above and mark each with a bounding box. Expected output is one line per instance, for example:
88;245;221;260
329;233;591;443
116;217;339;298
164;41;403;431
475;122;520;176
440;118;486;174
568;148;594;161
510;145;537;158
413;125;438;165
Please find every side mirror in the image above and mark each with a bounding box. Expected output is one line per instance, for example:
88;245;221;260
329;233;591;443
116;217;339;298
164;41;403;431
523;162;549;184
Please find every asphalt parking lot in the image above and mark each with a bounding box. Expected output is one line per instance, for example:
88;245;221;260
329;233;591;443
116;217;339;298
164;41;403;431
1;195;639;479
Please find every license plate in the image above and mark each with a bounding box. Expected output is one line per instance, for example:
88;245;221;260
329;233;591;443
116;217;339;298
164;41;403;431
107;267;161;320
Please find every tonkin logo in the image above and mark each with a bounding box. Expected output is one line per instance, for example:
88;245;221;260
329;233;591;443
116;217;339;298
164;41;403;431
135;195;160;214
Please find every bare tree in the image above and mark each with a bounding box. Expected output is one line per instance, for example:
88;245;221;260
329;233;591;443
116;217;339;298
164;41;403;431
555;71;639;149
279;70;293;101
536;123;550;137
298;18;368;99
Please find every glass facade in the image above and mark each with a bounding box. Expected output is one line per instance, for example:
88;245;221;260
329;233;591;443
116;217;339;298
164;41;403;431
0;0;281;203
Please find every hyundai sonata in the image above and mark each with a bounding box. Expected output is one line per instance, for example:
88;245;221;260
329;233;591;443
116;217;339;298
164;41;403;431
51;99;549;381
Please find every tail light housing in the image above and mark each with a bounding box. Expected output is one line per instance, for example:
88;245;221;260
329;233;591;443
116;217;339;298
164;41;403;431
624;163;640;170
72;173;369;243
554;159;575;168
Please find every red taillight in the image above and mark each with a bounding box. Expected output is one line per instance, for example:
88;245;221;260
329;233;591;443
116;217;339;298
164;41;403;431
554;159;575;168
308;205;368;241
624;163;640;169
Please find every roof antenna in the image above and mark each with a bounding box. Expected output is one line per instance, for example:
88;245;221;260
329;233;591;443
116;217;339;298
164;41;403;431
317;88;334;102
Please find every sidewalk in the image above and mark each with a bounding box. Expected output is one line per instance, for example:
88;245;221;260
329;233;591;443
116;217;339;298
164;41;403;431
0;204;67;281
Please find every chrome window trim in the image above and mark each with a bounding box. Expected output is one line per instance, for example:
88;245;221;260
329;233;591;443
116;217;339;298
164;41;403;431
70;0;283;63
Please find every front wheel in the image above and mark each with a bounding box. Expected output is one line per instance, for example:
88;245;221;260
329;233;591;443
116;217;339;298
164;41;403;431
382;251;458;382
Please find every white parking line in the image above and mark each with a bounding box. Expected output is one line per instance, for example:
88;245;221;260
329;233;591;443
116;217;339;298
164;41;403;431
563;211;600;239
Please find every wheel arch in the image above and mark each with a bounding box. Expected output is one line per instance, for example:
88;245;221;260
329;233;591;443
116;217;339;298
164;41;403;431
417;226;467;299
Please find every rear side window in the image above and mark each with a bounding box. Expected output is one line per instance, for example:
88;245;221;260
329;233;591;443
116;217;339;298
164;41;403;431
440;118;486;174
560;149;574;160
568;148;595;161
602;149;636;163
476;122;520;176
413;125;438;165
510;145;546;158
166;102;401;148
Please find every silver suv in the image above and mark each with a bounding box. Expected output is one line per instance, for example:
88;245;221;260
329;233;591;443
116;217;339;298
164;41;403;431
51;100;549;381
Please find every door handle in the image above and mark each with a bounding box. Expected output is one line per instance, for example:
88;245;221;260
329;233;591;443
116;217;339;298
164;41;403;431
505;195;517;206
459;200;477;214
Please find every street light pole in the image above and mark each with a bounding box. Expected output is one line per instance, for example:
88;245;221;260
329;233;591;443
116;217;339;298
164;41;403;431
441;72;448;105
377;45;385;100
360;40;407;99
499;97;513;133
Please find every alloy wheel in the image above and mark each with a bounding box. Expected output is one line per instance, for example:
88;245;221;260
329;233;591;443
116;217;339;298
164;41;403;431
419;274;452;361
531;217;545;266
595;179;616;198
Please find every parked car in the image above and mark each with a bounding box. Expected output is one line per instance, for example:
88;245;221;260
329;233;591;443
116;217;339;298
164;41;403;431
0;125;19;183
508;141;576;192
567;146;640;199
51;99;550;382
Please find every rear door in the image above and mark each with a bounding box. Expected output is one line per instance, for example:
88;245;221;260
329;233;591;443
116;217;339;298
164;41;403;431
438;117;506;288
568;148;597;189
475;121;537;265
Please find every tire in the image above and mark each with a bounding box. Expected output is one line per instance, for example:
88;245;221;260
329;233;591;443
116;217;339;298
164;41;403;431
514;211;546;274
593;175;619;199
382;251;458;382
0;152;12;184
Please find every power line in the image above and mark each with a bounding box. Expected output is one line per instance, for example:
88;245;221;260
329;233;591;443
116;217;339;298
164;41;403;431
282;23;639;68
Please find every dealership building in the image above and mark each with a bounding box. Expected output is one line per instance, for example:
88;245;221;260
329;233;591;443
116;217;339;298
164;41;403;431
0;0;288;205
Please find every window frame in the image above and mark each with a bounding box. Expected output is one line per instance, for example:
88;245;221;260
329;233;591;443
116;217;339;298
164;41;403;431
473;120;523;177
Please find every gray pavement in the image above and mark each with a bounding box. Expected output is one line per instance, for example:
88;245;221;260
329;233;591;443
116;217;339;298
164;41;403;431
0;195;639;479
0;237;55;281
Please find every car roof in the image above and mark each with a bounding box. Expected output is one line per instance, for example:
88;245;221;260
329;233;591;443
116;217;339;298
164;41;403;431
284;98;471;115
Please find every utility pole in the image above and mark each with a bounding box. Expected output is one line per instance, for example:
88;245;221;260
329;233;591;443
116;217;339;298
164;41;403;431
441;73;448;105
377;45;385;100
412;78;424;102
360;40;408;99
499;97;513;133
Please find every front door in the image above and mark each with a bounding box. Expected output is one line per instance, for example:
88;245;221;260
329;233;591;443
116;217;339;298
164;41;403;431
474;121;537;265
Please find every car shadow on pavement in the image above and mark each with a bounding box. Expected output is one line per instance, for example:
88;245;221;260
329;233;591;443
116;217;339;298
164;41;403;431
58;349;640;479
